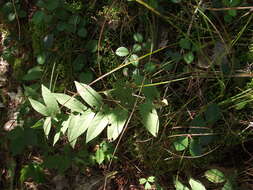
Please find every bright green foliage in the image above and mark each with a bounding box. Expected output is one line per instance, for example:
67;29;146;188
53;93;87;113
86;111;109;143
115;47;129;57
173;136;189;151
174;179;190;190
205;169;226;183
41;85;60;117
67;111;95;147
94;141;114;164
133;33;143;43
28;98;49;116
75;81;103;110
139;176;156;190
20;163;45;183
189;178;206;190
107;107;128;141
43;116;52;138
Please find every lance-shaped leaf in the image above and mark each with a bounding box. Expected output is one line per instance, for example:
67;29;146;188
107;107;128;141
139;101;159;137
43;117;52;138
54;93;87;113
29;98;49;116
41;85;60;116
74;81;102;110
53;116;71;146
86;112;109;143
67;110;95;147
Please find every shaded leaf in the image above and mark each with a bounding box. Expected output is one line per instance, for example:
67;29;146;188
54;93;87;113
75;81;103;110
189;138;202;156
184;52;194;64
53;116;71;146
139;101;159;137
205;104;221;124
133;33;143;43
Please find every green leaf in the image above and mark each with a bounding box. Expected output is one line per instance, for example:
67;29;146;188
32;11;45;25
179;38;191;50
107;107;128;141
145;182;152;189
29;98;49;116
189;138;202;156
115;47;129;57
45;0;59;11
205;169;226;183
43;117;52;138
139;101;159;137
205;104;221;124
37;53;46;65
189;178;206;190
173;136;189;151
147;176;155;183
54;93;87;113
77;28;87;38
95;148;105;164
139;178;147;184
22;66;43;81
133;44;142;52
129;54;139;67
174;179;190;190
75;81;103;110
41;85;60;116
184;52;194;64
53;117;70;146
68;110;95;147
86;112;109;143
133;33;143;43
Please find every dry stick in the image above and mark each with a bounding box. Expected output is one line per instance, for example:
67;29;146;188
164;145;221;159
206;6;253;11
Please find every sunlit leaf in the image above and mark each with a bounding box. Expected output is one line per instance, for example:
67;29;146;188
43;117;51;138
115;47;129;57
54;93;87;113
41;85;59;116
75;81;103;110
29;98;49;116
189;178;206;190
139;100;159;137
68;110;95;147
107;107;128;141
173;136;189;151
86;112;109;143
174;179;190;190
205;169;226;183
95;148;105;164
